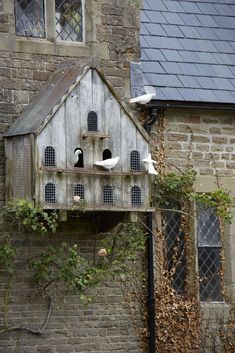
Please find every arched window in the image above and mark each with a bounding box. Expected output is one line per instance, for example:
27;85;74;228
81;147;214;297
55;0;84;42
130;150;140;171
44;146;56;167
103;149;112;160
103;185;114;205
87;111;98;132
74;184;85;200
131;185;142;207
74;148;84;168
45;182;56;204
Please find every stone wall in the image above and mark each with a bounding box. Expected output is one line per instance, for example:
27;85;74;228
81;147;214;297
0;1;143;352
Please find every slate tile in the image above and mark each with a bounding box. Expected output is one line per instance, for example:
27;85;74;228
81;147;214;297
179;50;200;63
213;4;233;16
179;38;201;51
212;78;234;90
160;87;184;100
140;24;149;35
177;88;201;101
143;48;166;61
179;14;201;26
180;26;200;38
160;62;183;74
197;3;218;15
178;63;201;76
151;74;183;87
141;11;150;23
196;15;218;28
145;10;167;24
212;53;235;65
195;89;218;102
140;36;149;48
146;0;167;11
196;77;217;89
214;16;235;29
196;52;217;64
196;27;218;40
156;88;168;100
213;90;234;104
180;1;201;14
162;25;184;38
216;29;235;41
142;61;165;74
164;1;184;13
178;75;201;88
196;39;217;52
145;36;183;50
161;49;182;62
145;23;166;36
214;41;234;54
162;12;184;25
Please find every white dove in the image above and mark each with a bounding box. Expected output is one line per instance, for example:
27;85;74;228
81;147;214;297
94;156;120;171
129;93;155;105
74;148;83;167
142;153;158;175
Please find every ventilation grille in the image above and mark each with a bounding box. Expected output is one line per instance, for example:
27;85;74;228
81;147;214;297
103;185;114;205
44;146;56;167
74;184;85;200
45;182;56;204
131;185;142;207
130;150;140;171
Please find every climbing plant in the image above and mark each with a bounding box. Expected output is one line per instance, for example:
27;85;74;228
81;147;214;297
0;200;146;334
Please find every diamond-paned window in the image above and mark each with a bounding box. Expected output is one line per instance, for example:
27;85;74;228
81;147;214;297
74;184;85;200
44;146;56;167
55;0;83;42
131;185;142;207
103;185;114;205
87;111;98;132
164;210;187;295
130;150;140;171
45;182;56;204
197;206;223;302
15;0;45;38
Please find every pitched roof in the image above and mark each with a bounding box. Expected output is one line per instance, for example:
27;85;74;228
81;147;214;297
5;59;149;141
139;0;235;104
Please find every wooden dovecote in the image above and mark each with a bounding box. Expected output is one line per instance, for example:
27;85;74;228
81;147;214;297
5;60;153;212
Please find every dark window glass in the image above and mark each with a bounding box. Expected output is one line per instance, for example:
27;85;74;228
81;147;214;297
55;0;83;42
15;0;45;38
87;111;98;132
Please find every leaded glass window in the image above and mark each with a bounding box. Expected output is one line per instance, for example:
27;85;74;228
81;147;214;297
197;206;223;302
55;0;83;42
164;210;187;295
15;0;45;38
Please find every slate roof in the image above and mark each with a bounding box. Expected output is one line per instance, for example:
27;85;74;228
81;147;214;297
139;0;235;104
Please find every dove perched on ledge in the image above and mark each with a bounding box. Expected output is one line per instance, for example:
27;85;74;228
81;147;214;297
129;93;155;105
94;156;120;171
142;153;158;175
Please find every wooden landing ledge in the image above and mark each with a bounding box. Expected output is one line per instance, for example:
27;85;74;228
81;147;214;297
40;167;147;176
42;204;155;213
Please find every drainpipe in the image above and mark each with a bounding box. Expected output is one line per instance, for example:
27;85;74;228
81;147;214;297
143;108;159;134
146;211;155;353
